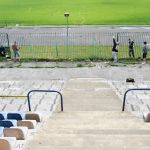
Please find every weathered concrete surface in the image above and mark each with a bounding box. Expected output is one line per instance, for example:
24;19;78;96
63;78;121;111
23;78;150;150
23;112;150;150
0;62;150;81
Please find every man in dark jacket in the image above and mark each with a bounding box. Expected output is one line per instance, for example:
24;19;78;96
128;39;135;58
0;45;5;57
112;36;119;63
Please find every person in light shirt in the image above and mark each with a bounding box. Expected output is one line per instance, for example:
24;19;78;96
142;41;148;64
12;41;20;62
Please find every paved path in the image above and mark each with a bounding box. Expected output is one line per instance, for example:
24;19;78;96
0;62;150;81
1;26;150;34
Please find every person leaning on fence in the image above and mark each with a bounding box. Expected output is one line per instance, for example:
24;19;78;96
0;45;5;57
112;36;119;63
12;41;20;62
128;38;135;58
142;41;148;64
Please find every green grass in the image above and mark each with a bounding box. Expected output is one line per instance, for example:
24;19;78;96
0;0;150;25
9;45;148;62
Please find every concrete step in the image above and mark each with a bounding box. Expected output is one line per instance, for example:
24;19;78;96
62;78;122;111
52;111;134;118
23;111;150;150
41;111;147;130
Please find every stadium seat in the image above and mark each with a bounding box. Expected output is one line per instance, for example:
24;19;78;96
0;112;7;119
0;127;4;136
0;114;5;120
143;113;150;122
0;137;16;150
17;120;35;129
0;139;11;150
7;113;23;120
25;113;41;122
0;121;14;128
0;112;25;120
4;128;25;140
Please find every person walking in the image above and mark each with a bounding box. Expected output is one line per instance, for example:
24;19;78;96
112;36;119;63
12;41;20;62
142;41;148;64
128;39;135;58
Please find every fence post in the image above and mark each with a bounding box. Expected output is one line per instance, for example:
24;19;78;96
55;33;58;57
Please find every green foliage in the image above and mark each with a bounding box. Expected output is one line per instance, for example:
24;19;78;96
0;0;150;25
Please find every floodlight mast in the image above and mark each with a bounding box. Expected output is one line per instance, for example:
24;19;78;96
64;12;69;37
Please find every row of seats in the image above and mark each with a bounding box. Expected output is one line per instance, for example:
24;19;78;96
0;112;41;122
0;112;43;150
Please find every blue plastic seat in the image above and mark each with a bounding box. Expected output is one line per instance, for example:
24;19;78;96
0;121;14;128
7;113;22;121
0;127;4;136
0;114;4;120
0;112;7;119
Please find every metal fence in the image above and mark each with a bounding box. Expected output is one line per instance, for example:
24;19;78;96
1;32;150;60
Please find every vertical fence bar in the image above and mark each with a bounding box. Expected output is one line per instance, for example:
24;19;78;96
1;31;150;61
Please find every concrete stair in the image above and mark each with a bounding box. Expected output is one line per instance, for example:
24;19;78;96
23;111;150;150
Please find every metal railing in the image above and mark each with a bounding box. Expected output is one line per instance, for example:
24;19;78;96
122;88;150;111
0;32;150;60
27;90;63;112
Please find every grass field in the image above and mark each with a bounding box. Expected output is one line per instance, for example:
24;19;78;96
8;45;148;61
0;0;150;25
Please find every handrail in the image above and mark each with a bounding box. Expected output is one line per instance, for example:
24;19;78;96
27;90;63;112
122;88;150;111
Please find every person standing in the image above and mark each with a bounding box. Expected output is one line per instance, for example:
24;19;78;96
112;36;119;63
0;45;5;57
128;39;135;58
142;41;148;64
12;41;20;62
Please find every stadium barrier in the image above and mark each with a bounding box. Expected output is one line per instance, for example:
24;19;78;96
0;32;150;60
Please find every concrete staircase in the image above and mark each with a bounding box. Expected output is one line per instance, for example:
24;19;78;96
24;111;150;150
23;78;150;150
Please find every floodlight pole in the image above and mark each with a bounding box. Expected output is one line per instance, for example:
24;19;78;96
64;12;69;58
66;17;69;37
64;12;69;37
